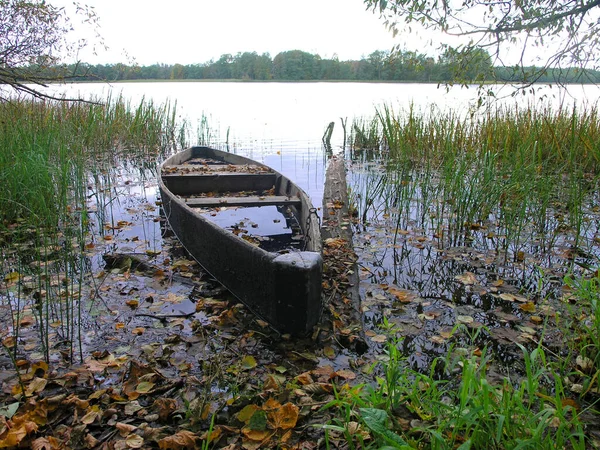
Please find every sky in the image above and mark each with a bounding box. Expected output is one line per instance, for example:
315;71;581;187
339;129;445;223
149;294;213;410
58;0;410;66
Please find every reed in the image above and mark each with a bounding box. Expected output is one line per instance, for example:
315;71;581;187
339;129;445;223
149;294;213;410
350;104;600;261
0;97;187;363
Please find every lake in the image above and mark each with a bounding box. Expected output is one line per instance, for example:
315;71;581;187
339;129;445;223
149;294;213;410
48;81;600;151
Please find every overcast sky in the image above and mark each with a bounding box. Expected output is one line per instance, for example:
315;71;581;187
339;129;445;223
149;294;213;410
58;0;412;66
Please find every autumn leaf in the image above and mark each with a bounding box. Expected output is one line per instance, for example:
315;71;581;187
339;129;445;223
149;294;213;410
125;434;144;449
25;378;47;396
388;287;412;303
241;355;257;370
242;428;272;442
331;369;356;381
3;271;20;284
116;422;137;437
157;430;198;449
268;402;299;430
80;405;101;425
455;272;478;285
371;334;387;343
457;315;474;324
519;302;536;313
153;398;177;422
135;381;155;394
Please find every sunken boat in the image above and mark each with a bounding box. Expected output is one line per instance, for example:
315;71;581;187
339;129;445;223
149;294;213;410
159;146;322;334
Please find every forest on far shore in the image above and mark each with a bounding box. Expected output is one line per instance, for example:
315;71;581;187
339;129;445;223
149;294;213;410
61;49;600;84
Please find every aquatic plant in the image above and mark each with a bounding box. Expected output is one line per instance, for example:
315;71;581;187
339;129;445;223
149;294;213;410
0;96;187;363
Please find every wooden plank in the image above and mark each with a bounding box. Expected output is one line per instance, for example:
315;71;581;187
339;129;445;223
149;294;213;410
161;173;277;195
184;195;301;208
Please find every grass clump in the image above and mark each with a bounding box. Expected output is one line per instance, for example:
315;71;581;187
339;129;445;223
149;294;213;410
0;97;187;363
350;104;600;260
323;338;589;449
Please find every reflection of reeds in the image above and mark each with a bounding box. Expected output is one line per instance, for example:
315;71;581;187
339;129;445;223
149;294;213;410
0;97;187;363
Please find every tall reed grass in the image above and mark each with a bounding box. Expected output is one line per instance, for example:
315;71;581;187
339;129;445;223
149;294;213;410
0;96;187;363
350;104;600;261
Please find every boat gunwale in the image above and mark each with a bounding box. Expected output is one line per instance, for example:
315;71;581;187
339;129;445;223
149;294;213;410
158;146;321;258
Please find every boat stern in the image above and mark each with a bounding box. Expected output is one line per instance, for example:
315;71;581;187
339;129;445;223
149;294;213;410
273;252;322;335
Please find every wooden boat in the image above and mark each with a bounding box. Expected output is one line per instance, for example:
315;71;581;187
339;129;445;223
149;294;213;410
158;146;322;334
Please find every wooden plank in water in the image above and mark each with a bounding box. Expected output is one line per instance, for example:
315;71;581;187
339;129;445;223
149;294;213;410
184;195;301;208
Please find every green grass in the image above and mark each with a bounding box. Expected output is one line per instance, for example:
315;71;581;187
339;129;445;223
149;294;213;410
322;337;590;449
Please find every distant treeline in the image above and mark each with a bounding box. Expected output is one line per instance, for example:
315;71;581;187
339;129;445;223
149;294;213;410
63;49;600;84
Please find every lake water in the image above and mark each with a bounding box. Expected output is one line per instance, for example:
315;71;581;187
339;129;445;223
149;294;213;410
47;81;600;151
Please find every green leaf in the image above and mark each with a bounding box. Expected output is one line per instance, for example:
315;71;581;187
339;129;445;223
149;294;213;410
359;408;410;449
0;402;19;419
248;409;267;431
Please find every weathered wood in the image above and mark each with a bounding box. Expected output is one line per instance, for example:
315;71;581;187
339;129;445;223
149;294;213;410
321;155;367;353
162;172;277;196
184;195;301;208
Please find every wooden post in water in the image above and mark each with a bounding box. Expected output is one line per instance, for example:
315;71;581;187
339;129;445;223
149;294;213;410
322;121;335;154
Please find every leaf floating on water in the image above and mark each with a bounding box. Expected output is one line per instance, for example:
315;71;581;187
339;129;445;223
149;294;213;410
455;272;478;285
387;287;412;303
519;302;536;313
457;315;474;324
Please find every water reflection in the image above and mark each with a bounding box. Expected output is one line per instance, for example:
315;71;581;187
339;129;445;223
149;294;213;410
348;156;599;371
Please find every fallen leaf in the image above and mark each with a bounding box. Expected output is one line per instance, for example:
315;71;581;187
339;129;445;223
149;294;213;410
135;381;155;394
323;346;336;359
116;422;137;437
241;355;257;370
457;315;474;324
455;272;478;285
237;405;260;423
519;302;536;313
268;403;299;430
158;430;198;449
126;434;144;449
388;287;412;303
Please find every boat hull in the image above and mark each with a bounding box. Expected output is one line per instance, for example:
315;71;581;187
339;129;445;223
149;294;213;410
159;147;322;335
